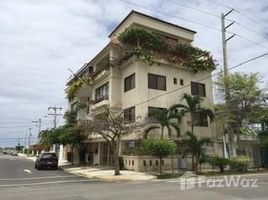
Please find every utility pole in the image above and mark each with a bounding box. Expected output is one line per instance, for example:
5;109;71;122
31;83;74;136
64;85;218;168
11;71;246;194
221;9;235;100
48;106;62;155
32;118;42;142
48;106;62;129
32;118;41;134
27;128;32;156
221;9;236;158
24;132;27;154
17;138;20;153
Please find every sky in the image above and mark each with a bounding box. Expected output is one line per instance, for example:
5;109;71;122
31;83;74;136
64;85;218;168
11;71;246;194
0;0;267;147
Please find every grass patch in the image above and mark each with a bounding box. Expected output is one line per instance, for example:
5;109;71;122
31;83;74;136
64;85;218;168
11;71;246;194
157;173;184;179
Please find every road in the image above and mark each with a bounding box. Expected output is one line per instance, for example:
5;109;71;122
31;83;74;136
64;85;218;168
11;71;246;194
0;154;268;200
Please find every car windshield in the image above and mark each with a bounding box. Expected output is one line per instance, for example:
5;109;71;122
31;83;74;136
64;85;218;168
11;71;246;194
41;153;57;159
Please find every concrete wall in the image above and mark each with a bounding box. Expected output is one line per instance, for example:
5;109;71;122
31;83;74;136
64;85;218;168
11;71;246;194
122;155;180;172
110;12;195;42
121;60;215;139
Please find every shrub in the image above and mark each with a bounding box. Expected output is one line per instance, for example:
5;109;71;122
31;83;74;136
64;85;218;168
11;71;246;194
140;139;176;174
230;156;251;172
207;156;230;173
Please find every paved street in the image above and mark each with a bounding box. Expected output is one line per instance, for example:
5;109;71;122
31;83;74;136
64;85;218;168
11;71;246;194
1;154;268;200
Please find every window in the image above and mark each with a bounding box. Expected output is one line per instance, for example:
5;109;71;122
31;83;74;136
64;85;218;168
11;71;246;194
95;82;109;103
180;79;184;86
71;101;78;112
148;107;166;118
173;78;177;85
124;73;135;92
124;107;135;122
191;82;206;97
193;111;208;127
148;73;166;91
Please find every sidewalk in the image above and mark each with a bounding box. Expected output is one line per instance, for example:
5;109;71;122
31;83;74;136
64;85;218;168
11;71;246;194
61;166;157;182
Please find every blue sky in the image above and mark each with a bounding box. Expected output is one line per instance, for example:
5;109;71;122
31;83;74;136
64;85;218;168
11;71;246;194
0;0;267;147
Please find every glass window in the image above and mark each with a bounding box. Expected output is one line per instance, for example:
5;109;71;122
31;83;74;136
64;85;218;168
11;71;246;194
148;73;166;91
124;107;135;122
95;82;109;103
124;73;135;92
193;111;208;127
173;78;177;85
191;82;206;97
180;79;184;86
148;107;166;118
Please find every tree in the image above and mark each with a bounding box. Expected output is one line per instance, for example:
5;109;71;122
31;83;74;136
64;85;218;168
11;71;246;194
86;107;143;175
39;129;60;151
144;106;183;139
172;93;214;171
38;109;86;165
15;145;24;152
58;125;85;165
183;131;211;174
216;72;267;154
172;93;214;134
140;139;176;174
207;156;230;173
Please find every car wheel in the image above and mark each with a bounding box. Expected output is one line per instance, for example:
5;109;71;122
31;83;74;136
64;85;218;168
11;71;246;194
54;166;58;170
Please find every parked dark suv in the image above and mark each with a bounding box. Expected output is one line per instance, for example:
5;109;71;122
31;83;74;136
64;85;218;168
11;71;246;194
35;152;58;170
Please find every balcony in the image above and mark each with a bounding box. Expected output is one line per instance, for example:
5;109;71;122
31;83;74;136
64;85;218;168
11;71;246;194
90;95;109;111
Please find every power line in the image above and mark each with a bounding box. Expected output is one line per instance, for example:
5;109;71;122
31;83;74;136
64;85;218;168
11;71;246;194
203;0;233;10
166;0;224;19
119;0;222;31
235;10;267;29
0;125;34;129
119;0;268;51
130;52;268;108
234;22;268;43
48;106;62;129
204;0;267;29
0;122;31;124
235;34;268;50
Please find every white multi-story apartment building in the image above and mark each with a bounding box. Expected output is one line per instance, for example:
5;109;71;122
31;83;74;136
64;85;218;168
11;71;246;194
64;11;221;172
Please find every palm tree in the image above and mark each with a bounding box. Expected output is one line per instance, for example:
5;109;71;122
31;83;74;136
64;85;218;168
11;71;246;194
144;106;183;139
172;93;214;134
183;131;211;174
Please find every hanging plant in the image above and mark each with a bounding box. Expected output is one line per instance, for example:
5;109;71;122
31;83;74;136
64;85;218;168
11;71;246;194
117;27;217;73
67;76;92;101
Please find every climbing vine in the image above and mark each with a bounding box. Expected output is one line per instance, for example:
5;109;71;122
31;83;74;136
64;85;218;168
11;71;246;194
117;27;217;72
67;76;92;101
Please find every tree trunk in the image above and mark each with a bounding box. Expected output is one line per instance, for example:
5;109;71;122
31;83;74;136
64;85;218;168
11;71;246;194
190;113;194;134
171;155;174;175
111;139;120;176
159;157;162;175
71;145;74;165
160;126;164;139
192;154;195;171
195;157;199;174
220;165;224;173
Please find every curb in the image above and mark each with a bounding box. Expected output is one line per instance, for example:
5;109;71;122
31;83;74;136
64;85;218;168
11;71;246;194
60;167;157;182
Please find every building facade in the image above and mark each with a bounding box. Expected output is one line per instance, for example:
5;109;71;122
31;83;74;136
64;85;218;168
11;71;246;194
64;11;222;171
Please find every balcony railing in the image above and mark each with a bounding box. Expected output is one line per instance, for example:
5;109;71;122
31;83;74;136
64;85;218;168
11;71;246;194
94;95;109;104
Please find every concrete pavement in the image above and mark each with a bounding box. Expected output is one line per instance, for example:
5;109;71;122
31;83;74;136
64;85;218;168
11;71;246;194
62;166;156;181
1;153;268;200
